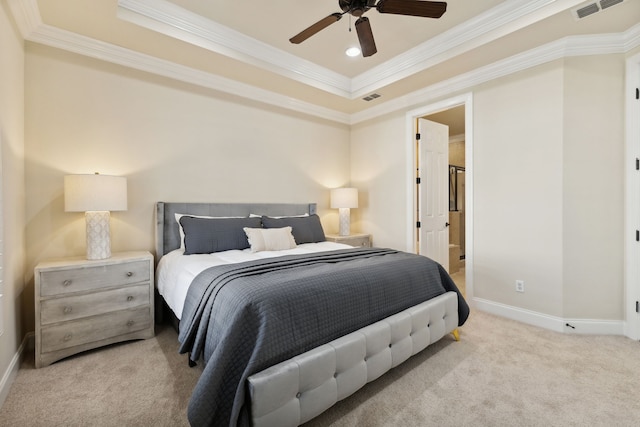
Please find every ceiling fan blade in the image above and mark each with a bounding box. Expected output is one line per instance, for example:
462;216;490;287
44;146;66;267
289;13;343;44
376;0;447;18
355;17;377;57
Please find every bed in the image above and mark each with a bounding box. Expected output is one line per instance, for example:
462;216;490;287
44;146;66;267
154;201;469;427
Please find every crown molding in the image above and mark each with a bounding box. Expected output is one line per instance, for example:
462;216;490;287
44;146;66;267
449;134;466;144
6;0;41;37
349;0;587;98
22;26;352;124
351;23;640;124
7;0;640;125
117;0;587;100
117;0;353;98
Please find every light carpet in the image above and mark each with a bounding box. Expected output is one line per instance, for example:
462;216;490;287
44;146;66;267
1;310;639;426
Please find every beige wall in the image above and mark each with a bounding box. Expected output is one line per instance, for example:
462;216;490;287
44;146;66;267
562;55;624;319
352;54;627;321
474;60;565;316
350;112;408;250
0;0;26;400
449;140;465;167
24;44;351;332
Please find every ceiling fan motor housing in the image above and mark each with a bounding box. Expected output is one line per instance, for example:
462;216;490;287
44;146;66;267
339;0;377;16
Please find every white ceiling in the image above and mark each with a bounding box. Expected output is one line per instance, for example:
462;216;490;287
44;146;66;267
8;0;640;122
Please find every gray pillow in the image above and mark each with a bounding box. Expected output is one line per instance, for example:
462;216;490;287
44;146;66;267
261;214;326;244
180;216;262;254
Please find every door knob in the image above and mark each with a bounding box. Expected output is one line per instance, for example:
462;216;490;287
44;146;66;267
445;222;450;227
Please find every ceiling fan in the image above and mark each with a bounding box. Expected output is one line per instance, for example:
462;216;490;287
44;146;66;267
289;0;447;57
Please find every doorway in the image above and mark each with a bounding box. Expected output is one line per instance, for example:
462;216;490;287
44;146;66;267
406;93;473;300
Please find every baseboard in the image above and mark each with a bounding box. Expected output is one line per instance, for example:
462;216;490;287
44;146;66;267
473;297;625;335
0;332;34;409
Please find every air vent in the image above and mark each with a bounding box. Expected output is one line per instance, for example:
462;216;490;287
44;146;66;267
600;0;624;9
576;3;599;18
571;0;626;20
362;93;381;102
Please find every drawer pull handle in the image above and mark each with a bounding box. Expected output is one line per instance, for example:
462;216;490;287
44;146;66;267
63;279;72;287
63;334;72;341
127;296;134;302
126;320;134;327
126;272;134;277
63;306;73;314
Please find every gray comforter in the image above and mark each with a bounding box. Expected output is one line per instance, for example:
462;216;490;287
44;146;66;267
178;247;469;427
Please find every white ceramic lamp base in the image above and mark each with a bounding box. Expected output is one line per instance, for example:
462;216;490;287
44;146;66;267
338;208;351;236
85;211;112;260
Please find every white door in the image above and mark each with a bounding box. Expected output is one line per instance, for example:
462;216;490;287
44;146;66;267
418;118;449;270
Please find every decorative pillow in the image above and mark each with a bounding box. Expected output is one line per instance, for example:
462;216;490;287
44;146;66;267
261;214;326;244
175;213;244;250
179;216;262;255
243;227;297;252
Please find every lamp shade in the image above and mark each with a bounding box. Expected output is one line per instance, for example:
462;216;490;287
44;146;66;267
64;174;127;212
330;188;358;209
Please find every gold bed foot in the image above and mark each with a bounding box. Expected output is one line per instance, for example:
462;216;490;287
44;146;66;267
451;328;460;342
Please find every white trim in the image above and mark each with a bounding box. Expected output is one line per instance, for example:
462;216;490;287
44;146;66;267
404;93;474;301
352;23;640;124
624;51;640;341
474;298;625;335
350;0;587;98
463;98;474;304
7;1;640;125
116;0;587;100
116;0;352;98
25;24;352;125
449;134;466;144
0;332;32;409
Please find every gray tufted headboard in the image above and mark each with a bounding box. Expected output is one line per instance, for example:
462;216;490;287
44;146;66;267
155;202;317;259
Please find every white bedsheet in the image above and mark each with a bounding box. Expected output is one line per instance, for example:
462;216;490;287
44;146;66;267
156;241;352;319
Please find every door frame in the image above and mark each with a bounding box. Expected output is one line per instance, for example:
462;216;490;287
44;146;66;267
405;92;474;300
624;51;640;340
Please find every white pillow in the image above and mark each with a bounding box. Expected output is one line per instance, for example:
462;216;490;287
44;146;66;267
243;227;297;252
175;213;243;250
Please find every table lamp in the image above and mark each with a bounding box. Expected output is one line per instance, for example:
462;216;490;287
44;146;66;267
330;187;358;236
64;173;127;260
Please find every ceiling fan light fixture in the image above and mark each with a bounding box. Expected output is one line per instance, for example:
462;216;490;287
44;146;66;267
290;0;448;57
346;46;361;57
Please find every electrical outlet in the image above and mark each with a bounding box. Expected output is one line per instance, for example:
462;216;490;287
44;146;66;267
515;280;525;293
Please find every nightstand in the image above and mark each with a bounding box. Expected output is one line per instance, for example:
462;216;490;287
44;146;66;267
325;233;372;247
34;251;154;368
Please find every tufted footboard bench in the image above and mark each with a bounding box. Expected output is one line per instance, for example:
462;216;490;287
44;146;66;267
248;291;460;427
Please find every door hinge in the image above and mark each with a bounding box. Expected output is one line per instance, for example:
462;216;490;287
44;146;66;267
636;301;639;313
636;158;639;170
416;221;421;228
416;133;421;140
636;88;639;100
416;177;421;184
636;230;639;242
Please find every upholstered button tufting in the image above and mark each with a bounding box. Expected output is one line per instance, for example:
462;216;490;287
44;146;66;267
247;292;460;427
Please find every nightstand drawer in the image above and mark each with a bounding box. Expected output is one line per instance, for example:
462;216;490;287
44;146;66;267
40;284;150;325
348;236;371;247
325;233;372;247
40;306;152;354
39;260;150;297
